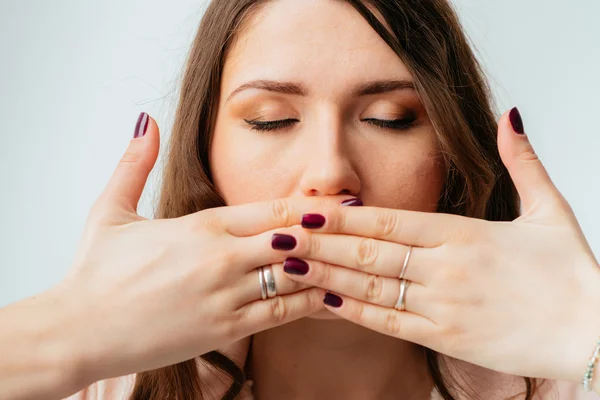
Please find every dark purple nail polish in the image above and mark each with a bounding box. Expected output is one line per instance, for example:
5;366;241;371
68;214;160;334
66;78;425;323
341;198;363;207
509;107;525;135
301;214;326;229
271;234;297;251
323;292;343;307
284;258;309;275
134;112;149;138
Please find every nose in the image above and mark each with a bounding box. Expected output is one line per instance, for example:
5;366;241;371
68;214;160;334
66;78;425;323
298;117;361;197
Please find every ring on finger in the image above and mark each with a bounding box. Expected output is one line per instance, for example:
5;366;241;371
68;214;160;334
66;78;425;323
394;279;410;311
258;267;268;300
263;265;277;298
399;245;412;280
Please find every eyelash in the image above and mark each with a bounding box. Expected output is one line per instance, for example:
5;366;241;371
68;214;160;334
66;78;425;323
244;116;418;132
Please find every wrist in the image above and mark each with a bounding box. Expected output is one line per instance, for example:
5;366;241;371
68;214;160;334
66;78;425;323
41;281;99;395
0;283;92;400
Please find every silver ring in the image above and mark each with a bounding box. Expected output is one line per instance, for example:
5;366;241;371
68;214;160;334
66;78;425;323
398;245;412;280
394;279;410;311
262;265;277;298
258;267;267;300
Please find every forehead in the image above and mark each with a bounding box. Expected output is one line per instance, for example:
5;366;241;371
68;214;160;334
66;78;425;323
221;0;413;97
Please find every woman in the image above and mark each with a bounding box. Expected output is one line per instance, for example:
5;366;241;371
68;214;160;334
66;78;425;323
1;0;598;399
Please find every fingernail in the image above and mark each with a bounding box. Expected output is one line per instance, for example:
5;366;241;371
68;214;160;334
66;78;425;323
271;234;297;251
509;107;525;135
301;214;326;229
323;292;343;308
341;198;363;207
284;258;309;275
134;112;149;138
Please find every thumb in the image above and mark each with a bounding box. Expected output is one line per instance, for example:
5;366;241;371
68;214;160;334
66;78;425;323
95;112;160;221
497;107;563;216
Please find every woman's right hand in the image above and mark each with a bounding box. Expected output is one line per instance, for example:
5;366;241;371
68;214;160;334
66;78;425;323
56;113;351;391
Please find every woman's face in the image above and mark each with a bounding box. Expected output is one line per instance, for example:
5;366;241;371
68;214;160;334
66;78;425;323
210;0;445;319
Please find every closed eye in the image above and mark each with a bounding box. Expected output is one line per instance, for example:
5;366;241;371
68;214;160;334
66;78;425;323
362;117;417;131
244;116;418;132
244;118;298;132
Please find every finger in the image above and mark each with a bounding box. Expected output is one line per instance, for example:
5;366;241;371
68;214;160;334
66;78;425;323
497;107;566;215
233;262;314;305
94;112;159;220
283;258;431;317
206;195;358;237
289;230;432;284
236;287;328;336
228;226;302;274
303;207;462;248
320;291;436;346
233;225;434;282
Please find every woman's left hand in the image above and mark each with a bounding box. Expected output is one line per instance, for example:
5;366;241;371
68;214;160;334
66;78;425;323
280;108;600;384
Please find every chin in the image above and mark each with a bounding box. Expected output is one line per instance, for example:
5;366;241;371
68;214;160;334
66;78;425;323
306;308;343;320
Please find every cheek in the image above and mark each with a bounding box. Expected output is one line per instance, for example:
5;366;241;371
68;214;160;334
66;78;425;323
401;155;445;212
361;141;445;212
210;127;295;205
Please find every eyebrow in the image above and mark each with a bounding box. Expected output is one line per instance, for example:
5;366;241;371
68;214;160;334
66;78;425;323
225;78;415;103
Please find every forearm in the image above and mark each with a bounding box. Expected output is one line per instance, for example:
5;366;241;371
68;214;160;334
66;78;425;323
0;284;90;400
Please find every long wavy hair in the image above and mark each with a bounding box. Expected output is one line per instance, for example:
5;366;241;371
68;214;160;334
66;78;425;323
129;0;542;399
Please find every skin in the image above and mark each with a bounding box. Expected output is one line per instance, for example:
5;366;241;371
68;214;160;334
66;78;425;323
210;0;444;398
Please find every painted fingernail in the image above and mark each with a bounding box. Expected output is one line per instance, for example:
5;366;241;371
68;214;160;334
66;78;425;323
271;234;297;251
134;112;149;138
301;214;326;229
284;258;309;275
341;198;363;207
509;107;525;135
323;292;343;308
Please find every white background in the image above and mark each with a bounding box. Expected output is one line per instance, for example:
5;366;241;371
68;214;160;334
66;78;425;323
1;0;598;307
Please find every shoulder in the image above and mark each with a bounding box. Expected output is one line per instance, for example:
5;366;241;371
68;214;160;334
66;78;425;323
63;338;253;400
433;357;600;400
62;374;136;400
551;380;600;400
63;374;254;400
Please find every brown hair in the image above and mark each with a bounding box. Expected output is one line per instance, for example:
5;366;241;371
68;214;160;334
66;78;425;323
130;0;541;399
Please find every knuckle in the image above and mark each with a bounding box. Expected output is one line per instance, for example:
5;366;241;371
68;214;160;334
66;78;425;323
439;304;461;330
308;232;321;256
119;149;142;165
307;288;324;312
334;208;347;232
448;220;473;246
518;147;540;163
88;200;111;226
441;263;468;285
384;309;403;337
192;209;223;232
207;251;237;284
347;300;365;323
375;210;400;239
314;261;332;287
287;278;306;293
269;296;288;323
365;274;384;303
439;317;463;346
219;249;237;267
355;238;378;269
271;199;292;226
